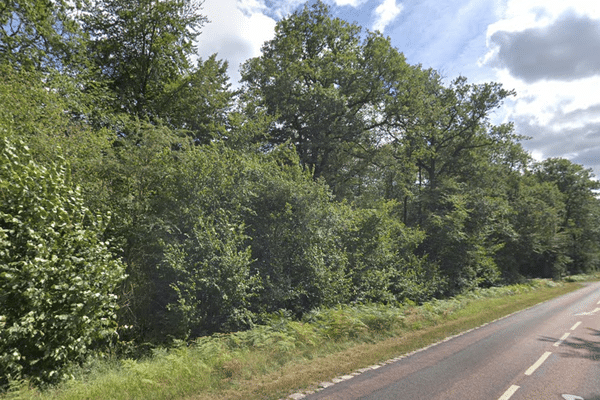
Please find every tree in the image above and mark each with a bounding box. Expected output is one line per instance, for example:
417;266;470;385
91;119;354;337
242;148;352;316
387;74;516;194
0;64;71;141
82;0;207;116
0;136;125;387
340;202;441;304
371;73;519;291
0;0;85;70
534;158;600;275
240;1;420;197
497;174;567;280
163;209;256;337
155;55;234;144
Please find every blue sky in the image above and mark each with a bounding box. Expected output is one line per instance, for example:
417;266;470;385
196;0;600;178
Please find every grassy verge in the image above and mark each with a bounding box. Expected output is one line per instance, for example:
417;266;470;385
3;279;589;400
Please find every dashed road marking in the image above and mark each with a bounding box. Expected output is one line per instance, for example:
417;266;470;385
498;385;520;400
554;332;570;347
525;351;552;376
575;307;600;316
571;321;582;330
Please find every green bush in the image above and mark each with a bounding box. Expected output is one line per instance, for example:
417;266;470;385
0;136;125;387
163;210;257;337
242;148;352;317
342;203;443;304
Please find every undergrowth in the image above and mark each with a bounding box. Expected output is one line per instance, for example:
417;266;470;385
563;272;600;282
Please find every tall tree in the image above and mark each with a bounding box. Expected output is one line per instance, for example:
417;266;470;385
82;0;207;116
240;0;421;196
155;55;234;144
381;75;520;291
497;174;567;280
534;158;600;274
387;74;516;194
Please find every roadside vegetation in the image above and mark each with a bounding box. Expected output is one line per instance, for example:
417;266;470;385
2;0;600;396
1;279;586;400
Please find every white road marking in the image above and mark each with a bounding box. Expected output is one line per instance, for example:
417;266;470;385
570;321;582;330
575;307;600;316
498;385;520;400
525;351;552;376
554;332;570;347
597;299;600;305
562;395;584;400
575;309;598;316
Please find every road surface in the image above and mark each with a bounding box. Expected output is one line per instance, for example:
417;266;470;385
303;281;600;400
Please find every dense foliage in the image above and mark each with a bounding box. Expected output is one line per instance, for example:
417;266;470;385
1;0;599;389
0;136;124;386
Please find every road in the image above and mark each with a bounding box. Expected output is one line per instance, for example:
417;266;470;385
303;281;600;400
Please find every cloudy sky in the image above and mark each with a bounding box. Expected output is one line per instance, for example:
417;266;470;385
196;0;600;177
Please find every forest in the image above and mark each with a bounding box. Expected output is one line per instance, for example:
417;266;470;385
1;0;600;389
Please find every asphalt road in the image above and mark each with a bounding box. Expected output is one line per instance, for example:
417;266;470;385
304;281;600;400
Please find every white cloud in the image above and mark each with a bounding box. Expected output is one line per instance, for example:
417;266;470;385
498;0;600;29
373;0;403;33
480;0;600;176
490;14;600;83
237;0;268;15
195;0;276;86
492;61;600;166
484;0;600;62
331;0;367;6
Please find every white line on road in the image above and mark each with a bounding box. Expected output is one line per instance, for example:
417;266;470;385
570;321;582;330
554;332;570;347
525;352;552;376
597;300;600;305
498;385;520;400
575;309;598;316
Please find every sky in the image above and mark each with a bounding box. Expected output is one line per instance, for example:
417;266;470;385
195;0;600;178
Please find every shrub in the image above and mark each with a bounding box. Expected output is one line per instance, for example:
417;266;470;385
163;210;257;337
342;202;443;304
0;136;125;387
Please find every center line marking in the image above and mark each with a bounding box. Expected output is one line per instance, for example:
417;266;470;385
525;352;552;376
575;308;600;316
571;321;582;330
596;300;600;305
498;385;520;400
554;332;570;347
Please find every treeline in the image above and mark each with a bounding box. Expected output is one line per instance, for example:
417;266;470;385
1;0;599;388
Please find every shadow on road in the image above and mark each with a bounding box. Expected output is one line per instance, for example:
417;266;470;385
538;328;600;362
538;330;600;399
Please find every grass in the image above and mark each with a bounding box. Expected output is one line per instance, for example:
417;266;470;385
2;278;590;400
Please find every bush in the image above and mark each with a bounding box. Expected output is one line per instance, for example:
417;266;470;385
163;210;257;337
342;202;443;304
242;148;352;317
0;136;125;387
